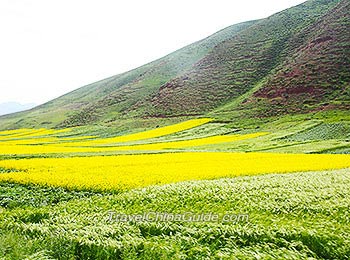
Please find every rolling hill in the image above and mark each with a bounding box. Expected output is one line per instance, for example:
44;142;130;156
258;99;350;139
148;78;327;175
0;0;348;130
0;20;256;129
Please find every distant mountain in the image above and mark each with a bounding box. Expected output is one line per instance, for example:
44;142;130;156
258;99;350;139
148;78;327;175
0;0;348;130
0;102;36;116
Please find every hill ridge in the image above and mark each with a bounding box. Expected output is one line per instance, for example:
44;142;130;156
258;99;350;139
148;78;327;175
0;0;348;130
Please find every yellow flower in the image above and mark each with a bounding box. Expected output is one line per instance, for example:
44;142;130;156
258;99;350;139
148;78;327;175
0;152;349;191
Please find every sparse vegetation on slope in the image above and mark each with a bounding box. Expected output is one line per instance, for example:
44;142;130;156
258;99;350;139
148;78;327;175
147;0;345;117
247;0;350;117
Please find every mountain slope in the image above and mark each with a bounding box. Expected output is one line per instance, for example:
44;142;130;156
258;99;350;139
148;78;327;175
246;0;350;117
146;0;345;117
0;0;348;130
0;21;256;129
214;0;350;119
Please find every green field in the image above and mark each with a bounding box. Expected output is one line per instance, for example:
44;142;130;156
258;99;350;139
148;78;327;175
0;112;349;259
1;169;349;259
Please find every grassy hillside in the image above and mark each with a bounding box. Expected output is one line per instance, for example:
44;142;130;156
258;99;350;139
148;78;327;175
241;0;350;117
147;0;345;117
0;0;348;133
0;21;256;129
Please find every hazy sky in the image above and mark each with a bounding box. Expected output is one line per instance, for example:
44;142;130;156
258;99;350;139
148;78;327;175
0;0;306;105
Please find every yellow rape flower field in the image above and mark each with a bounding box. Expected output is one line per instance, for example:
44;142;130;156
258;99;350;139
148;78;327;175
1;152;350;191
0;118;350;191
0;132;267;155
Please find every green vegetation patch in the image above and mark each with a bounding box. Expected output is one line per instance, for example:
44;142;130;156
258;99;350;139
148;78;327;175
0;168;23;174
0;169;349;259
284;122;350;141
0;182;98;209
